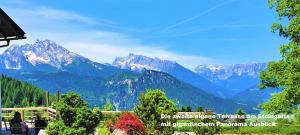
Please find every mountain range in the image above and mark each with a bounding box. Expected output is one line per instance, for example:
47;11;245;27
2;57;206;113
113;54;226;98
0;40;278;113
195;63;268;97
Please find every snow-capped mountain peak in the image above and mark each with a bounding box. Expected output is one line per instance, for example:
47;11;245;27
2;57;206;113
195;63;268;80
1;39;80;69
112;53;177;72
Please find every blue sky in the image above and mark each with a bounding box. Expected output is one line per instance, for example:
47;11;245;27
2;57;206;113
0;0;287;70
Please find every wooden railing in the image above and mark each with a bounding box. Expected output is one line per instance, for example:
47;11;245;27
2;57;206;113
1;107;57;121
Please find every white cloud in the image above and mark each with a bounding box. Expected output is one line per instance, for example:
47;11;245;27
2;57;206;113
32;7;99;25
0;4;215;70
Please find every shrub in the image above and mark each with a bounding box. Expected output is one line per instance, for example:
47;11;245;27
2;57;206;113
72;107;103;134
46;120;66;135
46;120;86;135
61;127;86;135
55;92;88;126
47;92;102;134
293;107;300;124
114;113;147;135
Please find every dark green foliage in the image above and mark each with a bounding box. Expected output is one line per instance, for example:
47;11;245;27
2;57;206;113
294;107;300;124
72;107;103;134
46;120;67;135
48;92;102;135
56;92;88;126
0;75;52;107
134;89;177;135
186;106;192;112
180;106;192;112
46;120;86;135
260;0;300;113
195;106;203;112
180;107;186;112
61;127;86;135
235;109;246;123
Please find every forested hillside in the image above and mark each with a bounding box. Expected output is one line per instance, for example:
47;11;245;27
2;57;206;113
0;75;51;107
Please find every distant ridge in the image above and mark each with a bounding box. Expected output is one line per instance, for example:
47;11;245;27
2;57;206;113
113;53;227;98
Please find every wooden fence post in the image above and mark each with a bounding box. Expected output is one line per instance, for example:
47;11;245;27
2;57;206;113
21;110;25;121
56;90;60;102
46;91;49;108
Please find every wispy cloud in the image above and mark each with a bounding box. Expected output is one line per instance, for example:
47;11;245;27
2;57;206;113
0;4;215;70
33;7;99;25
162;0;237;32
170;24;266;37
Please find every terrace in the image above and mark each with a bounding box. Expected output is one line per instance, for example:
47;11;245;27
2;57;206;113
1;107;57;135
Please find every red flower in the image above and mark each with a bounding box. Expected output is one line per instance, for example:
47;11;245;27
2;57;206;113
114;113;147;135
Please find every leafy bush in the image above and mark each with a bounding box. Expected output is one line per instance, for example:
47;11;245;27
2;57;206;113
47;92;102;134
72;107;103;133
61;127;86;135
293;107;300;124
55;92;88;126
46;120;86;135
114;113;147;135
134;89;177;135
46;120;67;135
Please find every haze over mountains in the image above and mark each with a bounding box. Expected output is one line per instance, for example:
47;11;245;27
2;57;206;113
195;63;268;97
0;40;278;113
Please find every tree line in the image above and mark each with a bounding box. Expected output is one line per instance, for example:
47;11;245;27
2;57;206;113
0;75;52;107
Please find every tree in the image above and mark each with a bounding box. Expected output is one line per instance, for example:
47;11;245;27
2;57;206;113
0;75;53;107
134;89;177;135
49;92;102;134
56;92;88;126
186;106;192;112
195;106;203;112
180;106;186;112
259;0;300;113
72;107;103;134
235;109;246;123
103;100;113;111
